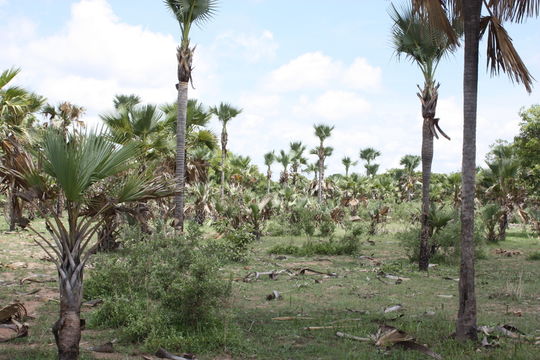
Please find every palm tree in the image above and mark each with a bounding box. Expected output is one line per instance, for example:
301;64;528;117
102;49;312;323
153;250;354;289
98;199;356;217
275;149;290;185
400;154;421;174
359;147;381;177
263;151;275;194
304;162;319;182
412;0;537;342
164;0;218;230
289;141;307;185
313;124;334;202
0;68;45;230
342;156;357;177
209;102;242;198
13;129;171;360
392;4;459;271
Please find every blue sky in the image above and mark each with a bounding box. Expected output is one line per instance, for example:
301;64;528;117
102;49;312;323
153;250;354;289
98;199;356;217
1;0;539;176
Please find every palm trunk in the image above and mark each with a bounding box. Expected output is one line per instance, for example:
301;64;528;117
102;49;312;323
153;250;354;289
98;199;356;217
419;82;437;271
53;261;83;359
220;125;227;199
318;157;324;202
497;207;508;241
456;0;481;342
174;82;188;230
8;181;18;231
266;168;271;194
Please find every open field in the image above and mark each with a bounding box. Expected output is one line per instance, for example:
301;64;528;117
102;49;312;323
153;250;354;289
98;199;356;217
1;220;539;359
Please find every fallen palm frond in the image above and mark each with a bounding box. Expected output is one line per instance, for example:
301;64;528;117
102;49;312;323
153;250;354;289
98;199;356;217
0;319;28;342
0;302;27;323
336;324;442;360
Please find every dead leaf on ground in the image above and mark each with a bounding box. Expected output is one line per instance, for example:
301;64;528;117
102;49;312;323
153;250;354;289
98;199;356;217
4;262;27;269
83;299;103;307
336;325;442;359
88;341;115;353
494;248;522;257
155;348;195;360
266;290;282;301
272;316;313;321
0;319;28;342
383;304;403;313
0;303;27;323
20;275;56;285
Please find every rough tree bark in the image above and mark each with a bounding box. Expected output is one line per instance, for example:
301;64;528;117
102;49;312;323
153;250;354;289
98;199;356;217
456;0;481;342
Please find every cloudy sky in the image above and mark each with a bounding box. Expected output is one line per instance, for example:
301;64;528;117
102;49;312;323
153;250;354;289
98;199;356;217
1;0;539;176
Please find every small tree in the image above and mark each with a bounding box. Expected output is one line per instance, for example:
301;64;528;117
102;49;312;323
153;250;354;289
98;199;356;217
313;124;334;202
263;151;275;194
13;130;171;360
342;156;357;178
359;147;381;177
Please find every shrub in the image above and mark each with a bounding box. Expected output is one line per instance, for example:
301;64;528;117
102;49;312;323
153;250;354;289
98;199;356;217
85;225;238;353
527;251;540;261
399;215;485;265
203;226;255;263
268;224;363;256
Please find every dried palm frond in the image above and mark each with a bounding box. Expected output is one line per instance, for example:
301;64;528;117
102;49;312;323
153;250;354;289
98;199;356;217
480;14;534;92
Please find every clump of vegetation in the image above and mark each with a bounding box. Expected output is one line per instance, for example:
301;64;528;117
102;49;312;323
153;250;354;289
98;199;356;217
268;224;364;256
85;225;239;353
527;251;540;261
400;208;485;265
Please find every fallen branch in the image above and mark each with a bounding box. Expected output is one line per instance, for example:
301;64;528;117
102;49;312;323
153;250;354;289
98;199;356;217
336;331;371;342
155;348;192;360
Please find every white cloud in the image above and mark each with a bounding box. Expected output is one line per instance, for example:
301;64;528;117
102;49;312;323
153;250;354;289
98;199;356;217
293;90;371;121
0;0;215;117
215;30;278;63
265;52;381;93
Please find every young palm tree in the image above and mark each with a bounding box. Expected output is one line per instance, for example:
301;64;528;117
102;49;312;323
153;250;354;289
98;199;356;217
412;0;537;342
313;124;334;202
289;141;307;185
341;156;357;177
209;102;242;198
359;147;381;177
275;149;291;185
164;0;218;230
391;4;459;271
263;151;275;194
13;129;171;360
400;154;421;174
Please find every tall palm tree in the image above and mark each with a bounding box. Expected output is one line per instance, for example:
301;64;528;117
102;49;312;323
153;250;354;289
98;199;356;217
275;149;291;185
391;4;459;271
164;0;218;230
412;0;537;342
12;129;171;360
342;156;357;177
359;147;381;177
209;102;242;198
313;124;334;202
289;141;307;185
264;151;275;194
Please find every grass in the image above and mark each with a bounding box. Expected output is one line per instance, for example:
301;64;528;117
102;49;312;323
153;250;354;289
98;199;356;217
1;218;539;359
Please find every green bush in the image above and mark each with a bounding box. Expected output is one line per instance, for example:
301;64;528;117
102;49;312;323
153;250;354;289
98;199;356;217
399;216;485;265
85;225;238;353
527;251;540;261
268;224;363;256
